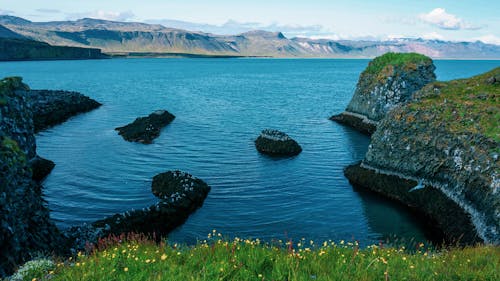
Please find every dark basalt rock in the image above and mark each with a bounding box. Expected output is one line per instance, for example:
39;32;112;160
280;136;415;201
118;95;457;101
115;110;175;144
344;163;481;244
66;171;210;252
347;68;500;245
30;155;55;182
25;90;102;133
255;129;302;156
0;77;63;277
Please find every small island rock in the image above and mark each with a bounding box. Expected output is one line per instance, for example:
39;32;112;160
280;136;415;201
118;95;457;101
115;110;175;144
255;129;302;156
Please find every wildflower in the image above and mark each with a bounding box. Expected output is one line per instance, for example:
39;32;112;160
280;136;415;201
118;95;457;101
122;249;126;253
177;252;181;256
410;265;415;269
124;267;129;272
258;274;263;278
76;262;81;267
402;257;407;261
161;254;167;260
146;259;151;263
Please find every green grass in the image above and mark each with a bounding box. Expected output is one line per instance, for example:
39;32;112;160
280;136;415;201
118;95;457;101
407;67;500;142
18;232;500;281
364;52;432;75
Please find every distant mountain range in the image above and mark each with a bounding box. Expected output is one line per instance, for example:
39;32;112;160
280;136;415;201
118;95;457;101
1;15;499;59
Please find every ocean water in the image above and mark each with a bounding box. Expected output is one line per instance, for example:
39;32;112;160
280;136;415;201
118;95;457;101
1;59;498;246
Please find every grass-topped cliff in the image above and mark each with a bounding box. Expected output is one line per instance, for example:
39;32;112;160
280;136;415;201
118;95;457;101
331;52;436;134
13;233;500;281
408;67;499;143
356;67;500;244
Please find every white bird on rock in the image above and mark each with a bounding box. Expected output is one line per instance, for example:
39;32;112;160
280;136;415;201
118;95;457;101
409;179;425;192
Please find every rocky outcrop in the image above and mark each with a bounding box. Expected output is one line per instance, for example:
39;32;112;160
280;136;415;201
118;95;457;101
116;110;175;144
65;171;210;252
345;68;500;244
331;52;436;135
255;129;302;156
26;89;102;133
0;77;62;277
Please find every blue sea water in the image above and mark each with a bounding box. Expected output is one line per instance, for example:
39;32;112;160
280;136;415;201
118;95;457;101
1;59;498;246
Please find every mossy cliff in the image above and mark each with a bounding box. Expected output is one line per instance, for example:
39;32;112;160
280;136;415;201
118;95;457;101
346;68;499;244
331;53;436;135
0;77;61;277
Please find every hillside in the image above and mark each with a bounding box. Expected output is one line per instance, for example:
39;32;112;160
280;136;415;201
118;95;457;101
0;24;107;61
1;15;499;58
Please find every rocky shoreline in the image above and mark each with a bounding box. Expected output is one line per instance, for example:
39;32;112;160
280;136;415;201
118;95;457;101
0;77;210;277
337;56;499;245
345;162;481;244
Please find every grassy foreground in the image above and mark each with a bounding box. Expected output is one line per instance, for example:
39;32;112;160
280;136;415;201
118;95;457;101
14;232;499;281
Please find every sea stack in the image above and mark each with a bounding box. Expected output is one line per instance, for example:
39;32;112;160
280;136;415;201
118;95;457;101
330;52;436;135
345;68;500;244
255;129;302;156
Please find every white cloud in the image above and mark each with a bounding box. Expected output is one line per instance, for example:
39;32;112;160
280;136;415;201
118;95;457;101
67;10;135;22
419;8;480;30
474;35;500;45
421;32;444;40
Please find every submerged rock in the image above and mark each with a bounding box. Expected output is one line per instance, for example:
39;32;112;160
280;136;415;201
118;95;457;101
255;129;302;156
331;52;436;135
115;110;175;144
345;68;500;245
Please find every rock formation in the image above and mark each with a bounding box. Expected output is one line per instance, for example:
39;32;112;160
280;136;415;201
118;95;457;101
255;129;302;156
331;52;436;135
26;89;102;132
345;68;500;244
0;77;62;277
116;110;175;144
66;171;210;252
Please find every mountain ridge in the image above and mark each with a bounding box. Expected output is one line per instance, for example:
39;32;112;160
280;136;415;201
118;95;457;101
1;15;499;59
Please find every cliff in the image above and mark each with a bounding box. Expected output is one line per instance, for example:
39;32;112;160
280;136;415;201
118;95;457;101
0;78;62;277
346;68;499;244
0;37;106;61
331;53;436;135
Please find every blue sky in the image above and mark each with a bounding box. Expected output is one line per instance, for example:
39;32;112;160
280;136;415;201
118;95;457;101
1;0;499;44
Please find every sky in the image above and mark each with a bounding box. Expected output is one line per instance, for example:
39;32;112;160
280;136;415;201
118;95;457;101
1;0;499;44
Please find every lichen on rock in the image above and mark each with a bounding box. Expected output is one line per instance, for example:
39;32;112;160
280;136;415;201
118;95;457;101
347;68;500;244
331;52;436;135
67;171;210;251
